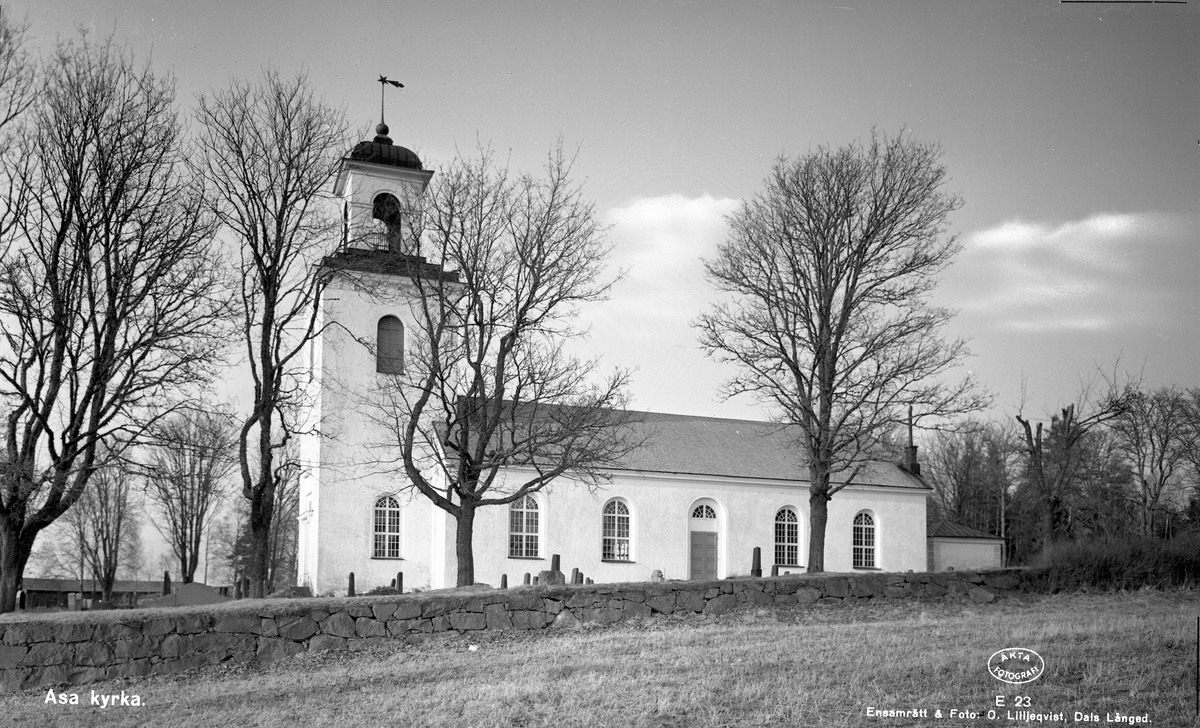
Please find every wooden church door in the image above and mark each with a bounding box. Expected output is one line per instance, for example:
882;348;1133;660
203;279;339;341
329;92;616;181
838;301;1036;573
690;531;718;580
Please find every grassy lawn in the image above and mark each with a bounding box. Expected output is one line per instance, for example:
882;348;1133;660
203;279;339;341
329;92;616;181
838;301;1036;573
2;589;1195;727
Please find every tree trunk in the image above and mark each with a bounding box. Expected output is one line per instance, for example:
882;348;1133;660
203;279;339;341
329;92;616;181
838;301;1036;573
0;519;37;613
1041;495;1066;556
807;467;831;573
248;498;274;598
455;501;477;587
100;566;116;604
244;398;277;598
184;528;200;584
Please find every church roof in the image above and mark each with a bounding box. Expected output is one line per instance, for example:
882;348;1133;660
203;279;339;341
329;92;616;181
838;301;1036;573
346;123;423;170
613;411;930;490
349;140;424;170
927;520;1004;540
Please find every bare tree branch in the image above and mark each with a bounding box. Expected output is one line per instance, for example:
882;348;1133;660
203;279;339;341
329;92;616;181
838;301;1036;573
362;144;642;586
1109;386;1194;538
61;460;139;603
0;32;232;612
143;408;236;583
695;129;989;572
193;68;349;598
1013;370;1138;551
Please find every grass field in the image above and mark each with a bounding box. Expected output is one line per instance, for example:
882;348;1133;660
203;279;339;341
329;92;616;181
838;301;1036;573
2;589;1196;727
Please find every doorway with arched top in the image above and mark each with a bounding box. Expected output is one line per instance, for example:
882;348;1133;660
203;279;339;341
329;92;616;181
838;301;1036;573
688;498;722;580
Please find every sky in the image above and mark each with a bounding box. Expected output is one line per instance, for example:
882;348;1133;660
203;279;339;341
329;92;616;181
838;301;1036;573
9;0;1198;427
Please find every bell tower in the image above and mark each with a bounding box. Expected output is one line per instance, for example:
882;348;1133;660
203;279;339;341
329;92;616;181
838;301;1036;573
332;120;433;255
297;85;458;596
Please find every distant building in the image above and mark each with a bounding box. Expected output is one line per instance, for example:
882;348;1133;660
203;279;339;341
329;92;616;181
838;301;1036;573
297;124;934;595
926;520;1006;571
18;578;162;610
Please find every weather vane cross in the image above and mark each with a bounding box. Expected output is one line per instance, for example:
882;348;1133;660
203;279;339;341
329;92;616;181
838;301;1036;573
378;76;404;126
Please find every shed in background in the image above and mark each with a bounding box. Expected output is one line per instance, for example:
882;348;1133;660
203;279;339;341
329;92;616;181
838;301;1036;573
927;520;1005;571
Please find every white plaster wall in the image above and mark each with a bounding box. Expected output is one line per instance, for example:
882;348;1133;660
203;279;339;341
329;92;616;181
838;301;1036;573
305;274;447;595
824;485;929;573
459;469;929;587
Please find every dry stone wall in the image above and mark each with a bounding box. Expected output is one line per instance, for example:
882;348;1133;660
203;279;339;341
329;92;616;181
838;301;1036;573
0;569;1038;693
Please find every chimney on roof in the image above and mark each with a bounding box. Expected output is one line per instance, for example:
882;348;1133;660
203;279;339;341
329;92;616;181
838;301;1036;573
905;405;921;476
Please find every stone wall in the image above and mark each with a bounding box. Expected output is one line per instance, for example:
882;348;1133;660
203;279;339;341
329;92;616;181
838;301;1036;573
0;569;1036;693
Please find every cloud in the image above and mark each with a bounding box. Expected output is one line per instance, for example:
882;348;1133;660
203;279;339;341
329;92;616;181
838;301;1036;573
592;194;740;327
566;194;751;416
944;211;1198;333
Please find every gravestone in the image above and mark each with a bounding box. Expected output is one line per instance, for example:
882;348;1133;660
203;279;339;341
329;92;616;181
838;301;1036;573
537;570;566;586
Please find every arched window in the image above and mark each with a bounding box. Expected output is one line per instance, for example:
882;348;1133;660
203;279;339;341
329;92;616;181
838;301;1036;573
377;316;404;374
602;500;631;561
691;504;716;519
775;508;799;567
509;495;539;558
853;511;875;568
373;496;401;559
372;193;403;250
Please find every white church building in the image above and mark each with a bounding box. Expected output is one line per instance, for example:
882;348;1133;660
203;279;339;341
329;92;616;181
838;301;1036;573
296;124;931;595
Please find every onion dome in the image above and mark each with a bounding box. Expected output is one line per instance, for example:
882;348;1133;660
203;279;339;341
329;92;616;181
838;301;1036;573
348;123;423;170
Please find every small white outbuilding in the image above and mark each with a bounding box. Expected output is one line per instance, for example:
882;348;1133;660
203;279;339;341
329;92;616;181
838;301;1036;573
926;520;1006;572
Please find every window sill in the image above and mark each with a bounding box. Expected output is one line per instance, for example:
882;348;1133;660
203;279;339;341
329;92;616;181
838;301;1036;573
601;559;635;564
852;566;881;571
370;557;404;561
507;556;544;561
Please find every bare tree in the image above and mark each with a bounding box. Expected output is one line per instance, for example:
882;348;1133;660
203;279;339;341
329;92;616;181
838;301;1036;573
0;9;32;241
207;507;247;588
924;421;1015;536
1014;377;1135;553
0;8;33;133
144;409;236;583
0;7;35;257
0;34;229;612
1185;389;1200;506
1109;386;1195;538
193;70;348;598
696;130;987;572
265;456;299;592
1067;426;1136;542
61;463;139;603
208;452;297;593
367;147;640;587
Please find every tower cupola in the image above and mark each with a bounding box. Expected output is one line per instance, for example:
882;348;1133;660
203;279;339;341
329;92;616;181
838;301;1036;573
331;76;433;257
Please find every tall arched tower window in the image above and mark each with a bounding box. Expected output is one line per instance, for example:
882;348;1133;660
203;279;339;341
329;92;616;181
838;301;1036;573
377;316;404;374
373;496;401;559
853;511;875;568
